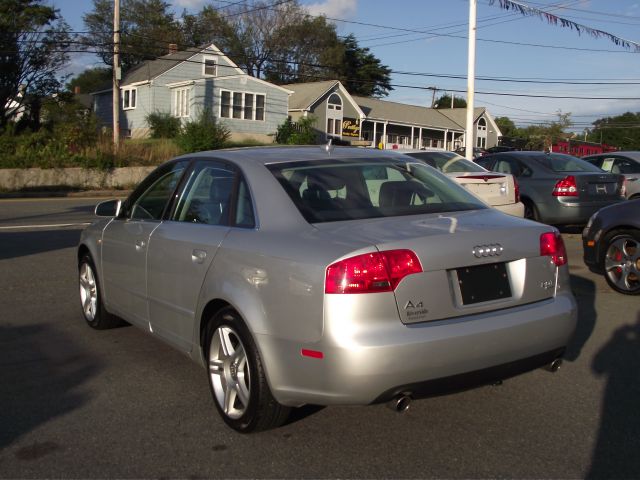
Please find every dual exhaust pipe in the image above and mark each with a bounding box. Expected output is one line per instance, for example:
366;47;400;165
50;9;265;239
386;358;563;414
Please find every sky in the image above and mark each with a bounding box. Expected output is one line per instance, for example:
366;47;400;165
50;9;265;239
48;0;640;134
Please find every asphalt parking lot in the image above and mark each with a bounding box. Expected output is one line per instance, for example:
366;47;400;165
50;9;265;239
0;197;639;478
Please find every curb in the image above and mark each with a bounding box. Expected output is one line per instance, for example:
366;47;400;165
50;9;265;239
0;190;132;199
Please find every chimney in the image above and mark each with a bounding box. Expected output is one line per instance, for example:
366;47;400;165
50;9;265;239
168;43;178;55
74;86;81;94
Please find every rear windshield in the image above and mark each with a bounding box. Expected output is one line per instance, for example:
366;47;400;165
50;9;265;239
532;153;603;172
268;159;487;223
406;152;486;173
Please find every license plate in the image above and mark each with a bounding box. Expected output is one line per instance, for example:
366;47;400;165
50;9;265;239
457;262;511;305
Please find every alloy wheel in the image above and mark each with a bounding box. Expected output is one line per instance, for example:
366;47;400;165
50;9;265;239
605;236;640;293
79;262;98;321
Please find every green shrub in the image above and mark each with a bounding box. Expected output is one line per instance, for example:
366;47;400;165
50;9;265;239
275;116;318;145
146;112;181;139
176;109;230;153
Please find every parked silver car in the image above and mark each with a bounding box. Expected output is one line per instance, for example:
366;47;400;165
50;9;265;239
582;151;640;200
78;147;577;432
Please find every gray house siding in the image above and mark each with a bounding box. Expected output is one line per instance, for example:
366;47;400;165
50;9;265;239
306;85;362;143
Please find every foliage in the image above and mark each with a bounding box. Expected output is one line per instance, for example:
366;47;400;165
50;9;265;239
66;67;112;94
0;0;71;131
434;94;467;109
83;0;183;71
495;116;517;137
175;109;230;153
587;112;640;150
491;112;573;151
275;116;318;145
146;112;181;139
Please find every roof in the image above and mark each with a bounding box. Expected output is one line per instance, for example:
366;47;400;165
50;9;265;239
352;95;462;131
122;48;202;85
438;107;486;128
281;80;339;110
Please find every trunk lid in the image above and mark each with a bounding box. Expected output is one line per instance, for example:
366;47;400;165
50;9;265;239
316;209;560;324
568;172;623;201
449;172;515;207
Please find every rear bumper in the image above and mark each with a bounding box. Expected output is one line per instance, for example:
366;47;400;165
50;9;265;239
494;201;525;217
537;198;624;225
257;291;577;407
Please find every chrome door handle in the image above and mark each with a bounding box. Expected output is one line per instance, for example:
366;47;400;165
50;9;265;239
191;249;207;264
135;240;146;251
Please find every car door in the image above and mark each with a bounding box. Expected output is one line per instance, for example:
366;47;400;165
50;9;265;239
101;160;188;327
146;160;254;351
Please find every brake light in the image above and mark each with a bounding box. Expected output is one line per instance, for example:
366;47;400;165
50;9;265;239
540;232;567;266
552;175;578;196
621;178;627;197
325;249;422;294
513;177;520;203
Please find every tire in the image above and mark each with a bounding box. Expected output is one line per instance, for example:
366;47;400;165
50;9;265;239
205;307;290;433
79;254;121;329
523;199;540;222
601;230;640;295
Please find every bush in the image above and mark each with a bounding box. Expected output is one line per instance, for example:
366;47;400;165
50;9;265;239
275;116;318;145
146;112;181;139
176;109;230;153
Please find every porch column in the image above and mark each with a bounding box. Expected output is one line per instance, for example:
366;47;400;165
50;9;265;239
444;129;449;150
382;121;388;149
372;121;377;148
419;128;423;148
410;126;414;149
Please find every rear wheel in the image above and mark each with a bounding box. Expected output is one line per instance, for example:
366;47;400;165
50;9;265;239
79;254;121;329
205;307;290;432
602;230;640;295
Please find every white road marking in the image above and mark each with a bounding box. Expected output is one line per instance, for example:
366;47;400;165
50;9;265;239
0;222;91;230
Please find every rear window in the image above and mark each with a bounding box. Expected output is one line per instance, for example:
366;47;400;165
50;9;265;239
268;159;487;223
531;153;603;172
406;152;486;173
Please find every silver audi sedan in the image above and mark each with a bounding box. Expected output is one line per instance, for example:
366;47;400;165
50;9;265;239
78;146;577;433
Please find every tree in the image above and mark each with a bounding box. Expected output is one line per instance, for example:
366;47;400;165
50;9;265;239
66;67;112;93
0;0;71;131
83;0;182;71
434;94;467;109
495;116;517;137
588;112;640;150
331;35;392;97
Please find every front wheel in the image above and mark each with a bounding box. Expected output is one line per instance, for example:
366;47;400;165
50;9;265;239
79;254;121;329
205;307;290;433
602;230;640;295
523;199;540;222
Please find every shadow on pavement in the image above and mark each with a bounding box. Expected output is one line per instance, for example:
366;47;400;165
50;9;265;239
565;274;597;362
0;324;101;450
587;313;640;479
0;229;81;260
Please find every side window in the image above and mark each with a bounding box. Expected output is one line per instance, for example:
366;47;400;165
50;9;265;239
494;158;517;175
173;163;236;225
584;156;603;168
235;179;255;228
516;160;532;177
127;162;187;220
615;158;640;174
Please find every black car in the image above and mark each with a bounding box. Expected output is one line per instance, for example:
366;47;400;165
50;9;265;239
476;151;625;225
582;199;640;295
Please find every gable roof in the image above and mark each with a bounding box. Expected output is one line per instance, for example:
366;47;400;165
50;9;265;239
121;44;244;86
352;95;463;131
438;107;486;128
281;80;340;111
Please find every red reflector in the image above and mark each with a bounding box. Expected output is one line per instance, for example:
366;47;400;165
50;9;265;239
301;349;324;359
513;177;520;203
552;175;578;197
325;249;422;294
540;232;568;266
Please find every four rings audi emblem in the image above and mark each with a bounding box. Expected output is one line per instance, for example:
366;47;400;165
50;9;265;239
472;243;504;258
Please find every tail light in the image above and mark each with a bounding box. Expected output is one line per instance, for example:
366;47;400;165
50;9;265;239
325;249;422;294
540;232;567;266
621;178;627;197
552;175;578;196
513;177;520;203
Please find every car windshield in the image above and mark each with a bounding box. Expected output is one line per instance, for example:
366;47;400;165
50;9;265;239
268;159;487;223
405;152;487;173
532;153;603;173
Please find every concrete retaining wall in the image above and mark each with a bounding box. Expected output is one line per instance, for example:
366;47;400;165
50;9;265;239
0;166;156;191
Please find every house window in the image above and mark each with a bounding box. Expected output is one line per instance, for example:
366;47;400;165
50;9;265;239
328;93;342;111
122;87;136;110
219;90;265;121
173;87;190;117
203;56;217;76
326;92;343;138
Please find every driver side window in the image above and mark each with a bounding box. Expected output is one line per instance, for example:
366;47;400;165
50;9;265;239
126;162;187;220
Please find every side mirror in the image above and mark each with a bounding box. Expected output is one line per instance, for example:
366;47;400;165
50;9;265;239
95;199;122;218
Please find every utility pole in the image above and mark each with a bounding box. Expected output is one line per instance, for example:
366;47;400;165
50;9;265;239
450;93;454;109
427;86;438;108
112;0;121;150
465;0;477;160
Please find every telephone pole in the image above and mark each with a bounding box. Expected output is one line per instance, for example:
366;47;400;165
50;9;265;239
112;0;121;149
465;0;477;160
427;86;438;108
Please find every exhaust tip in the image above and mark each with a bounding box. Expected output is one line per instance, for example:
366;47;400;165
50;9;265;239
544;358;563;373
387;394;412;413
